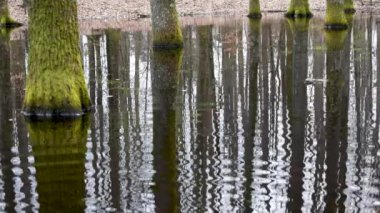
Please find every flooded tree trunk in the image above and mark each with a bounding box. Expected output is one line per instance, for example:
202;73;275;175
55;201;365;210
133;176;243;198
149;0;183;48
152;49;182;213
0;0;21;28
23;0;91;118
344;0;356;13
27;117;89;212
325;0;348;30
285;0;312;18
248;0;261;18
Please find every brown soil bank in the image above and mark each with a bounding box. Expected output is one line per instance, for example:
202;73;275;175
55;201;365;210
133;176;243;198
8;0;380;25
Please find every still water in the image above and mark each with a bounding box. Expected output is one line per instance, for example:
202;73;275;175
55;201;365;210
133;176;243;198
0;13;379;212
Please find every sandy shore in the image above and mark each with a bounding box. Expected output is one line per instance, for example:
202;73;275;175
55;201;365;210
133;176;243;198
8;0;379;26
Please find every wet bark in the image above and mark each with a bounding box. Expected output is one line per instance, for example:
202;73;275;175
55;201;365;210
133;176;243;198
23;0;91;118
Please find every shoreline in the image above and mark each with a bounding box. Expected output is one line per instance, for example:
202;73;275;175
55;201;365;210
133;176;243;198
8;0;380;26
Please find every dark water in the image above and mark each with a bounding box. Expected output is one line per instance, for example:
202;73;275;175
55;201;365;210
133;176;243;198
0;13;379;212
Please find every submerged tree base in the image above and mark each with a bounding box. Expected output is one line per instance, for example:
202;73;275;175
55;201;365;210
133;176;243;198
22;107;91;120
285;8;313;19
247;13;262;19
325;24;348;30
0;16;22;28
344;8;356;14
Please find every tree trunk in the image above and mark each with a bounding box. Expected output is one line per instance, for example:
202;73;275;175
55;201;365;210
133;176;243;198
150;0;183;48
344;0;356;13
285;0;312;18
0;0;21;28
23;0;91;118
325;0;348;30
248;0;261;18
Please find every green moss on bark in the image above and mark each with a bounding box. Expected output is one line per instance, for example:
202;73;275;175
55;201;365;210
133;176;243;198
150;0;183;49
285;0;313;18
325;1;348;30
344;0;355;13
0;0;22;28
248;0;262;19
23;0;91;118
325;30;348;51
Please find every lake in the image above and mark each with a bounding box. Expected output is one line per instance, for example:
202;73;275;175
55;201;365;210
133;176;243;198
0;13;379;212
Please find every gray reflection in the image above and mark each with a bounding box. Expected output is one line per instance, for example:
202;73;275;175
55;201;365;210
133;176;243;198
151;49;182;213
323;29;350;212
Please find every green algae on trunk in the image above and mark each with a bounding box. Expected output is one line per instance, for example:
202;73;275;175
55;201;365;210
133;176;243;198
285;0;312;18
0;0;22;28
248;0;262;19
325;0;348;30
149;0;183;49
23;0;91;118
344;0;356;13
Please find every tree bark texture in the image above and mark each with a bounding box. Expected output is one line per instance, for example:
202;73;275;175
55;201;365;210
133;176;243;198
23;0;91;118
150;0;183;48
285;0;312;18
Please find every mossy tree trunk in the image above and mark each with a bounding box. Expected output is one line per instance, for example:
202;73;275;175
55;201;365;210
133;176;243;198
27;116;89;212
344;0;355;13
150;0;183;48
325;0;348;30
0;0;21;28
248;0;261;18
23;0;91;118
285;0;312;18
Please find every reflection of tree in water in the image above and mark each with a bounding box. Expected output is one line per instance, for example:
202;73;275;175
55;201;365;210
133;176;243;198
0;30;16;213
242;19;260;212
285;18;309;212
27;117;89;212
323;29;349;212
193;25;216;212
152;49;182;213
310;20;326;213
